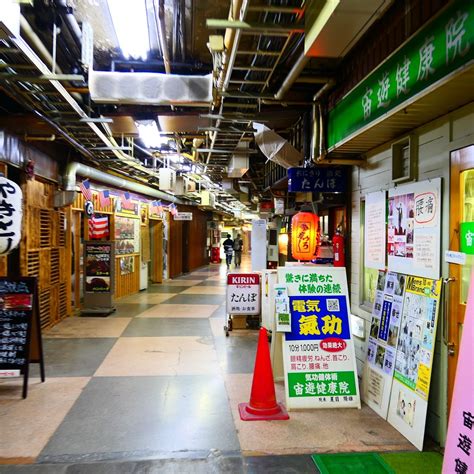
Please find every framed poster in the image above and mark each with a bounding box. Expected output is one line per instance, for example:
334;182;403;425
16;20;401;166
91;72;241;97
278;266;360;410
387;178;441;279
364;191;386;270
363;271;406;418
114;216;140;254
387;275;442;450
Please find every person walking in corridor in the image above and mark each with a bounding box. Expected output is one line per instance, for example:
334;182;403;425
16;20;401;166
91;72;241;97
233;233;243;267
223;234;234;269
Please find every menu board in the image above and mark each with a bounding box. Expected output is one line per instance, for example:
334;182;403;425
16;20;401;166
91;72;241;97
85;243;112;293
114;216;140;255
364;271;406;418
0;277;44;398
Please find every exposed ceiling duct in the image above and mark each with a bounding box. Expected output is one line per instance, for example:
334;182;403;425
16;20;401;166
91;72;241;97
89;71;213;105
253;122;302;169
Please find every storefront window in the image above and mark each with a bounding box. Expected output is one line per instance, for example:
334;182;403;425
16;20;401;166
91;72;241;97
461;169;474;304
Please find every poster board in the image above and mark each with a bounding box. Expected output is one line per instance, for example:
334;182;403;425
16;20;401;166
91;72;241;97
82;241;115;315
443;271;474;474
0;277;44;398
278;266;360;410
364;191;386;270
363;271;406;418
114;216;140;255
251;219;267;271
226;273;261;315
387;178;441;279
387;275;442;450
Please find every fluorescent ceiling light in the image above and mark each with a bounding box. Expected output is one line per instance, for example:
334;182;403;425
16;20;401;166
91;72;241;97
136;121;169;148
107;0;150;60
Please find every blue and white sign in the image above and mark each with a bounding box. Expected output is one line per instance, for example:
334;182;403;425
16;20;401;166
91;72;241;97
288;167;346;193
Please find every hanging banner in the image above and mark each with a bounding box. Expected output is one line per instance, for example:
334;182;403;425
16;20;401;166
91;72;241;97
364;191;386;270
0;177;22;255
443;271;474;474
363;271;406;418
278;266;360;410
387;275;442;450
388;178;441;279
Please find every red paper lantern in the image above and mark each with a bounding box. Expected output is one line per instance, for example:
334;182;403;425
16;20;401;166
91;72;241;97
291;211;319;261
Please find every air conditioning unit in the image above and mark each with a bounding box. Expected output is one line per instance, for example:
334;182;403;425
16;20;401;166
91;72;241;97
199;190;216;209
159;168;176;191
185;178;196;193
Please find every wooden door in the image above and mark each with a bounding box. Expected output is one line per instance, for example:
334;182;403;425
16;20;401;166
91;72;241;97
448;144;474;406
150;220;163;283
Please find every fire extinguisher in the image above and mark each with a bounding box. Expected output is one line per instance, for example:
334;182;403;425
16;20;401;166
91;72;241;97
333;230;345;267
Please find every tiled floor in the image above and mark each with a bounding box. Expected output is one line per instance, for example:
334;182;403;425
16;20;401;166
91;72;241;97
0;257;415;471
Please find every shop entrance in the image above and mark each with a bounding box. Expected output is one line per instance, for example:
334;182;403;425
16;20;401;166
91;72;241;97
149;219;163;283
448;144;474;406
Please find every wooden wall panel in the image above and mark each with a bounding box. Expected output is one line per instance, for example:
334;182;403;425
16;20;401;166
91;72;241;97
114;255;140;298
20;179;72;330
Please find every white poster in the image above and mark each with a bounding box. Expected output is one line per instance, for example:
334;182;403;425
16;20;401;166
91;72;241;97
387;178;441;279
251;219;267;271
365;191;386;270
278;266;360;410
387;276;442;450
363;271;406;418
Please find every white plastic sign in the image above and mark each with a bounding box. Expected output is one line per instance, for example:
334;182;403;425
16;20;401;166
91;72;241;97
226;273;260;315
0;177;22;255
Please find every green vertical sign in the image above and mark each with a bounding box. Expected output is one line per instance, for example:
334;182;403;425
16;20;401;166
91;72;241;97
460;222;474;255
327;0;474;149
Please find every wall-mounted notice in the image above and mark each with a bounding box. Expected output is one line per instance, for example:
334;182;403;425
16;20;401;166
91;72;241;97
114;216;140;255
278;266;360;410
387;275;442;450
443;271;474;474
274;284;291;332
365;191;386;270
387;178;441;279
363;271;406;418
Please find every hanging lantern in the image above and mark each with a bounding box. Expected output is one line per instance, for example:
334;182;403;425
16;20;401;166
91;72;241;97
291;211;319;261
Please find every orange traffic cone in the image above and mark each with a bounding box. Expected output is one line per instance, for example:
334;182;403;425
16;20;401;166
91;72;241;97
238;327;289;421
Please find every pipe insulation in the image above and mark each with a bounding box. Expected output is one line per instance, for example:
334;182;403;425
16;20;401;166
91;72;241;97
64;162;185;204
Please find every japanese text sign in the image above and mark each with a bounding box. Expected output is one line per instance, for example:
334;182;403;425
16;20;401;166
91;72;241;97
288;167;346;193
460;222;474;255
328;0;474;149
443;271;474;474
0;177;22;255
278;266;360;410
388;178;441;279
226;273;261;315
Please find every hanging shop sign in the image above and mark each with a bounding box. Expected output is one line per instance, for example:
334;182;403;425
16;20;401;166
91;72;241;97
364;271;406;418
226;273;261;315
327;0;474;150
387;275;442;450
274;284;291;332
84;200;94;217
0;277;44;398
173;212;193;221
0;177;22;255
291;211;319;261
274;198;285;215
387;178;441;279
364;191;386;270
115;197;139;216
278;266;360;410
288;167;346;193
443;271;474;474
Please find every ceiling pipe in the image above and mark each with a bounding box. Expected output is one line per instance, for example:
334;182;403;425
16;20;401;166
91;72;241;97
24;134;56;142
56;0;83;45
156;0;172;74
64;162;185;204
274;52;310;101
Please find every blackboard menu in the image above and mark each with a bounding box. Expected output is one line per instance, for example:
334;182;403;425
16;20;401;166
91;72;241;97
0;277;44;398
85;243;112;293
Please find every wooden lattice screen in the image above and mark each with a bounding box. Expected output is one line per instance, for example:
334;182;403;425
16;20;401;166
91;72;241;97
20;179;72;330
